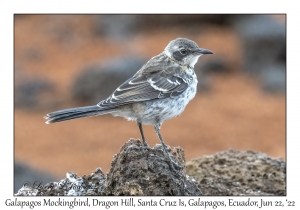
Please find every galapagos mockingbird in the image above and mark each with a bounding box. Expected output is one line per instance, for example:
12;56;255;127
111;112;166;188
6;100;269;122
45;38;213;174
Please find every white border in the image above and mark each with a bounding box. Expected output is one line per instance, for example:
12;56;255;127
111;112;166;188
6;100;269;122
1;0;299;209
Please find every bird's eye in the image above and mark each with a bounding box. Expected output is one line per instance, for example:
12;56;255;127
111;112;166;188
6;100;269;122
180;49;187;55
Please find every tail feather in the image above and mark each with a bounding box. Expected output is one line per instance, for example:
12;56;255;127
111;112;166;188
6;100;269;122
45;105;116;124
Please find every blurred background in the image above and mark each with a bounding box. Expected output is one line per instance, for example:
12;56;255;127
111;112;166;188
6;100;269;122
14;14;286;192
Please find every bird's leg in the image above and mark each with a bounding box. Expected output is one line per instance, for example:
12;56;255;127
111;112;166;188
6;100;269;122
154;124;183;175
137;122;149;147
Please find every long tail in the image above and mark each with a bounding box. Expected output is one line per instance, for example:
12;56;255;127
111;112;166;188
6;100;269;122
44;105;117;124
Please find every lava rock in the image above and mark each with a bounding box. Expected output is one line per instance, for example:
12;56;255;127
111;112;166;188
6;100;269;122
104;139;202;196
15;139;202;196
14;161;57;194
15;141;286;196
15;168;106;196
185;150;286;196
71;56;147;104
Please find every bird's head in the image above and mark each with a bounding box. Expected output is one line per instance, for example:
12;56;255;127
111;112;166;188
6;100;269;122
164;38;214;68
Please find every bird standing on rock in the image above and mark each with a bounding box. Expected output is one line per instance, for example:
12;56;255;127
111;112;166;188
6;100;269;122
45;38;213;175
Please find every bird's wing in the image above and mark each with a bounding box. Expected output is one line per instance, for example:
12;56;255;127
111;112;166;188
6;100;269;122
97;67;193;109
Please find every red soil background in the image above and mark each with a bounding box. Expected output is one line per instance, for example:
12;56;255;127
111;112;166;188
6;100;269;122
14;15;286;178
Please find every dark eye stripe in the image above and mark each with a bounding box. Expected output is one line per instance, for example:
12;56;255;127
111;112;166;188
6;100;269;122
180;49;187;55
173;51;184;61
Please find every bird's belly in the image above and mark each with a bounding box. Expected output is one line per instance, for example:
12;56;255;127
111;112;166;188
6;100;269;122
140;98;188;125
111;77;197;125
122;80;197;125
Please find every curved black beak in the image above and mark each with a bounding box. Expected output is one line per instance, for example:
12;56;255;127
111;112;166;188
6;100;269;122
194;48;214;55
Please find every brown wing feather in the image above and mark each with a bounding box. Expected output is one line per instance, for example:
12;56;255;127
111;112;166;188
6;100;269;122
97;54;192;109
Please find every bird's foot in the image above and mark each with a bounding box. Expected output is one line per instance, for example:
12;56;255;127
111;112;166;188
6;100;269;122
142;141;149;148
140;145;149;150
140;142;150;153
169;159;184;177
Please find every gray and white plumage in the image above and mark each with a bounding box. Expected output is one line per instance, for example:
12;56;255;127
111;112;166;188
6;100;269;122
45;38;213;125
44;38;213;174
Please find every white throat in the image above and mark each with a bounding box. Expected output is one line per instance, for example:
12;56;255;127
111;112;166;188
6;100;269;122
189;55;201;68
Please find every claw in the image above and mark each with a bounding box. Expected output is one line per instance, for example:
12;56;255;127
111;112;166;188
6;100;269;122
169;160;183;175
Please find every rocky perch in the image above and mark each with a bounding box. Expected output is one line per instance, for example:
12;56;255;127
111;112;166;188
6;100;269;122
15;139;286;196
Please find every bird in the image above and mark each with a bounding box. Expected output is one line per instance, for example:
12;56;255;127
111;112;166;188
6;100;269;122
44;38;213;175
